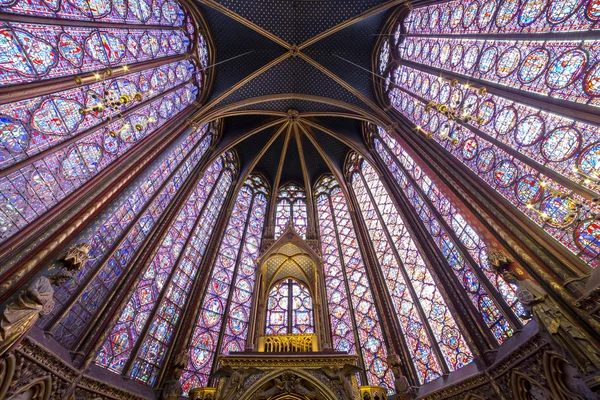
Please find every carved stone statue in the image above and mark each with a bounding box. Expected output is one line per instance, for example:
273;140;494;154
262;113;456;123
0;266;78;357
162;350;189;399
387;351;416;400
318;364;361;399
501;271;600;374
61;243;92;270
254;373;320;399
211;366;263;400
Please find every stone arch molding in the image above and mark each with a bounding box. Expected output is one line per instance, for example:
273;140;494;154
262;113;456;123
239;368;340;400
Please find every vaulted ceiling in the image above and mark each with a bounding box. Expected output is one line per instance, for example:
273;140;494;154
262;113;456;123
190;0;403;191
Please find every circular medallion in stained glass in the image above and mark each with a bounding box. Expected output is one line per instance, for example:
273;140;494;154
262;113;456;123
430;42;441;62
548;0;583;23
575;219;600;257
478;0;497;28
493;161;519;187
0;116;29;152
463;138;479;160
421;41;431;60
515;115;545;146
430;8;440;29
515;175;543;204
407;71;415;87
439;83;452;104
439;120;452;139
463;93;479;116
587;0;600;19
463;270;480;293
478;46;498;74
441;7;452;27
519;48;549;83
103;131;119;154
478;99;496;125
428;114;440;133
421;77;431;96
477;148;496;172
496;47;521;78
415;75;423;92
464;1;479;28
451;44;465;67
191;333;213;368
463;45;480;71
406;40;415;58
496;0;519;27
546;49;587;89
229;307;248;334
494;107;517;135
541;126;581;162
203;298;223;327
450;5;464;28
430;79;441;99
430;219;442;236
540;196;578;227
29;167;59;203
579;143;600;179
414;39;423;59
440;42;452;65
519;0;547;25
450;89;463;109
583;62;600;96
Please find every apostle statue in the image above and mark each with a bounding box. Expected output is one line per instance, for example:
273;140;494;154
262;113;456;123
0;244;87;357
498;268;600;374
0;268;76;356
162;350;189;399
387;351;416;400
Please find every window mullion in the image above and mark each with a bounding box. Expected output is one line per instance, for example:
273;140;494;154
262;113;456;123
357;169;451;375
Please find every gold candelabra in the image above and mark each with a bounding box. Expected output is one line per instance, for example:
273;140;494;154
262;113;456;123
425;100;484;124
75;66;147;122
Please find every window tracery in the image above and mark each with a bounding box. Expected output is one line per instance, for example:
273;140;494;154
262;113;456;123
0;0;207;245
315;175;395;392
95;151;236;385
347;155;474;384
383;0;600;268
39;123;215;348
274;183;308;239
180;174;268;393
265;279;314;335
371;126;526;343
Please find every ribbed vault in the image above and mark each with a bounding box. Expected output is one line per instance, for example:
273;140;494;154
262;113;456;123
190;0;403;188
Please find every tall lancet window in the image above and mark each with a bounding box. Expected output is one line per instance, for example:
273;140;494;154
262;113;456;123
381;0;600;268
372;126;527;344
274;183;308;239
38;124;216;348
180;174;268;393
0;0;207;245
315;175;395;392
348;154;474;384
95;151;237;385
265;279;314;334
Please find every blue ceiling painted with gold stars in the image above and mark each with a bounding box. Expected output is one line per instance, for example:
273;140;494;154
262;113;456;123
193;0;398;189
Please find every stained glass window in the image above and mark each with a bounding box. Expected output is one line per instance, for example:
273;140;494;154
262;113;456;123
265;279;314;335
383;3;600;268
274;183;308;239
180;175;268;393
95;151;236;384
0;0;209;246
347;154;474;384
372;127;527;343
38;124;215;348
315;175;395;392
